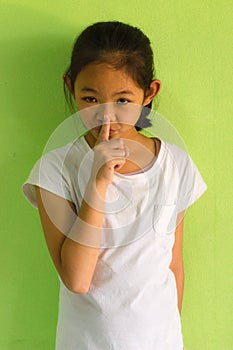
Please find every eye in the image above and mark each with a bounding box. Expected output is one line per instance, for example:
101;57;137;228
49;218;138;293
116;98;130;105
82;96;97;103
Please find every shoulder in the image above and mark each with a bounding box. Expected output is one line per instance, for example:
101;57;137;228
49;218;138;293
39;136;89;170
163;140;190;162
160;139;192;174
22;136;89;208
161;140;205;182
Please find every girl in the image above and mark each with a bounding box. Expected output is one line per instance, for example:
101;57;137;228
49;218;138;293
23;21;207;349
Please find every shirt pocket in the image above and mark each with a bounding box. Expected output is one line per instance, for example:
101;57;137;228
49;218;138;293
153;203;178;239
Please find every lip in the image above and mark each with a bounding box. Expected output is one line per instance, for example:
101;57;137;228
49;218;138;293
109;129;118;135
93;126;119;135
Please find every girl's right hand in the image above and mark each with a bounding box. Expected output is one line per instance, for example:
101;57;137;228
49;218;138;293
91;118;128;187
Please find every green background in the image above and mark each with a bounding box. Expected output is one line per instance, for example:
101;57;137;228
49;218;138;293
1;0;232;349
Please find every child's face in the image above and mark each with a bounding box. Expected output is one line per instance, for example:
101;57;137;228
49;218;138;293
73;63;149;141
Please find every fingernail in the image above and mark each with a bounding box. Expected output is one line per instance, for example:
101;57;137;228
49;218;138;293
125;146;130;157
103;115;110;123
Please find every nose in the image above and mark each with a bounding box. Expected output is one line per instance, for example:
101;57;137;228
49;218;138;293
96;103;117;124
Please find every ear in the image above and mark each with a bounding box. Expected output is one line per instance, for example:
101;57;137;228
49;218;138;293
143;80;161;106
63;74;75;97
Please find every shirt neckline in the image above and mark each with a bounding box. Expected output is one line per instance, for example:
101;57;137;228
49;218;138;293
115;138;166;179
79;135;166;179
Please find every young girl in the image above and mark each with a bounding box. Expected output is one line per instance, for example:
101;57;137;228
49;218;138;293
23;21;207;350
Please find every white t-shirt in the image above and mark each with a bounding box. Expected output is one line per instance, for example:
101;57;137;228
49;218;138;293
22;136;207;350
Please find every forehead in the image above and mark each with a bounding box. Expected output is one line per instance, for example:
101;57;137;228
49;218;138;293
74;63;142;92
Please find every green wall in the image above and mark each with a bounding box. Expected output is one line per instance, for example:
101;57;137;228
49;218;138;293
1;0;232;349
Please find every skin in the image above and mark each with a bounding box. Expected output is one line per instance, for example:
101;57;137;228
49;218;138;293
73;63;158;147
36;62;184;315
73;63;162;176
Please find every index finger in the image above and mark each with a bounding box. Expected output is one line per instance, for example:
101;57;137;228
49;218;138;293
97;116;110;143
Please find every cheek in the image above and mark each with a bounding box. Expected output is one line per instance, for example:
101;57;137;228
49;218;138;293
78;104;100;130
80;115;98;131
116;104;143;126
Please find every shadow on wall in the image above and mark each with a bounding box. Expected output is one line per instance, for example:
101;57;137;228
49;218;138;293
1;2;80;158
0;3;82;349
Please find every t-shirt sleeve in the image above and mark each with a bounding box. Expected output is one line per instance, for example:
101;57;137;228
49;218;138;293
22;150;72;208
176;152;207;212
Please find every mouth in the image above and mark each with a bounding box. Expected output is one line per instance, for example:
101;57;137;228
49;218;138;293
93;126;119;135
109;129;118;135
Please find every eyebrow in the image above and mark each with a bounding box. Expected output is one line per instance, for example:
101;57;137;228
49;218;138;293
80;87;135;96
114;90;135;96
81;87;98;93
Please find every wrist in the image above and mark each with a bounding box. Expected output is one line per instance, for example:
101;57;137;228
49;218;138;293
84;178;108;211
89;175;110;195
95;178;110;194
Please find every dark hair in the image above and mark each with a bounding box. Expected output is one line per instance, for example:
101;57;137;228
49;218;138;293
64;21;158;130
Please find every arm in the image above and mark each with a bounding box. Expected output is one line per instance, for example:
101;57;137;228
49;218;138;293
35;180;107;294
35;120;127;294
169;210;185;315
